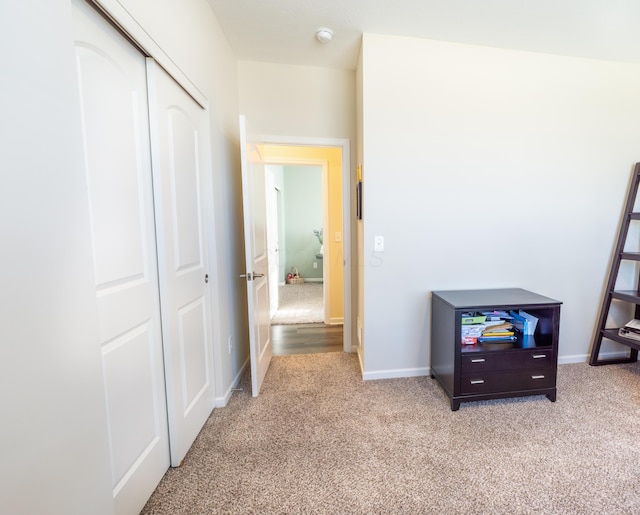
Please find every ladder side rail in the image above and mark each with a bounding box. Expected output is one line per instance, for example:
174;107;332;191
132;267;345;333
590;163;640;365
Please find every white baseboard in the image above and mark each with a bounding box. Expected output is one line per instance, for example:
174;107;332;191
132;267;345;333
362;367;430;381
214;356;250;408
557;350;632;365
558;354;588;365
355;353;631;382
304;278;323;283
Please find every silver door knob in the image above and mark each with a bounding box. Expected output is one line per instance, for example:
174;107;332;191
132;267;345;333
240;272;264;281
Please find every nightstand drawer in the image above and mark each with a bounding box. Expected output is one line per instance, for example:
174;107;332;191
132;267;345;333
461;350;553;373
460;369;555;395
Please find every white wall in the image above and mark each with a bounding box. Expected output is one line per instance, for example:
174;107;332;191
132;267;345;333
238;61;356;144
359;33;640;378
0;1;114;512
1;0;242;511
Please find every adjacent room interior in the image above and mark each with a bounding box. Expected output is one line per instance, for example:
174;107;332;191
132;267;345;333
264;146;346;355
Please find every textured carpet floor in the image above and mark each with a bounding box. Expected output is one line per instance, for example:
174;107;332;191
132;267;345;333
142;354;640;514
270;283;323;325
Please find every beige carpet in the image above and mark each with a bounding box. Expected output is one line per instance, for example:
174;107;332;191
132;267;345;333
270;283;323;325
142;353;640;514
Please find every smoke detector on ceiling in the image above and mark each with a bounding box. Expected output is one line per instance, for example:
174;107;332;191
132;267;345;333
315;27;334;44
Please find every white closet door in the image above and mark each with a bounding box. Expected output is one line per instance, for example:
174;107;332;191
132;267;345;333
147;61;215;467
72;1;169;513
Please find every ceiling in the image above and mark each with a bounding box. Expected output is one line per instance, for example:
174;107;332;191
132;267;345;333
207;0;640;70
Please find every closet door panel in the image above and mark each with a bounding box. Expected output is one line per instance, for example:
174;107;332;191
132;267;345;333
72;1;170;513
147;60;215;467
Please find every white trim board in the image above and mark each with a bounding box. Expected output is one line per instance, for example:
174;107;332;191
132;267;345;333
215;356;250;408
362;367;430;381
557;352;628;365
363;355;623;382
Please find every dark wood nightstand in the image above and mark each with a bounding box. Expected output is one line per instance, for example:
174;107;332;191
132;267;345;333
430;288;562;411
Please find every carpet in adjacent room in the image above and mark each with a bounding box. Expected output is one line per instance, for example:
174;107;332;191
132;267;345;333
270;282;323;325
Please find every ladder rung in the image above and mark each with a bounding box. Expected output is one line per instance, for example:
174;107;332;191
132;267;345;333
620;252;640;261
610;290;640;304
629;213;640;220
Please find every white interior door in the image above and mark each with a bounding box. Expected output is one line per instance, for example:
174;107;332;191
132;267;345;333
240;115;273;396
147;61;215;466
266;169;280;318
72;1;169;513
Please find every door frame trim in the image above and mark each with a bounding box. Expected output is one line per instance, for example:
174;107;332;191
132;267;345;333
259;135;352;352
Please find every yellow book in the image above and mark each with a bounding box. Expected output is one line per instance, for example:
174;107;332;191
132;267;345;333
482;323;512;333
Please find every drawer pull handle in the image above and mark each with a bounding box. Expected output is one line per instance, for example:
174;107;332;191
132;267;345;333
531;375;545;380
471;358;486;363
469;379;485;385
532;354;547;359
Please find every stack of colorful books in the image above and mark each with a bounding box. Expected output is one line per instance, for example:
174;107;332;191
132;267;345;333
460;310;520;345
478;322;516;343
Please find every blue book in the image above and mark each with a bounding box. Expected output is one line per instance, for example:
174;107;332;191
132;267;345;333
509;311;529;334
478;335;517;343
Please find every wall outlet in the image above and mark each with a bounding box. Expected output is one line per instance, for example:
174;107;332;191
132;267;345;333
313;262;318;269
228;335;233;354
335;231;342;242
374;235;384;252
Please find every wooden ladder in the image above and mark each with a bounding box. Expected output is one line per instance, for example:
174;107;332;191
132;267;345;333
590;163;640;365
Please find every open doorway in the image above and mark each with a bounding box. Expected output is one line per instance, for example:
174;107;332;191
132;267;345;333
261;141;350;355
267;163;325;325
